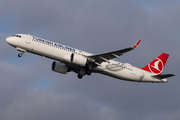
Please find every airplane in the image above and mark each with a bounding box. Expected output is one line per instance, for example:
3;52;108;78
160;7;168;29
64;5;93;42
6;34;175;83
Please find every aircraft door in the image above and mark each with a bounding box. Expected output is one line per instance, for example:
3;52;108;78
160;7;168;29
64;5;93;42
26;35;31;44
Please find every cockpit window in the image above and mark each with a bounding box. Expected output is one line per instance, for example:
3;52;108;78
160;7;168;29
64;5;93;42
13;35;21;38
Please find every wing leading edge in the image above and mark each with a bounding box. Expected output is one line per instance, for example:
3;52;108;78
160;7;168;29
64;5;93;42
87;40;141;67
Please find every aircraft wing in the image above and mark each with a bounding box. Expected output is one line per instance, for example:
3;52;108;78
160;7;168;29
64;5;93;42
87;40;141;66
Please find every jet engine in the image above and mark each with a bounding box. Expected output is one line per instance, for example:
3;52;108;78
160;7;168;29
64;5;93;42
63;53;87;66
52;61;69;74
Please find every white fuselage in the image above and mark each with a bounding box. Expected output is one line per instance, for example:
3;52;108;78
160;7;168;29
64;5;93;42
6;34;167;83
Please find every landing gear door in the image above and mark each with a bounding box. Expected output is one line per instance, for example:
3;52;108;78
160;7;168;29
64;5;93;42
26;35;31;44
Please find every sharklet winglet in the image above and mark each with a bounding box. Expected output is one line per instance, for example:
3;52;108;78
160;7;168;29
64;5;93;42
132;40;141;48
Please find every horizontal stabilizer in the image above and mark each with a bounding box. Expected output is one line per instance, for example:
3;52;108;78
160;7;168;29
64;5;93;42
152;74;175;79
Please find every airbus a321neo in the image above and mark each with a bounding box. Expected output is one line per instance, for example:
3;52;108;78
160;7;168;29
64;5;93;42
6;34;175;83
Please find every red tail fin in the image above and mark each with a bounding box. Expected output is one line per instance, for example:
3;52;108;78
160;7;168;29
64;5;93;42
141;53;169;75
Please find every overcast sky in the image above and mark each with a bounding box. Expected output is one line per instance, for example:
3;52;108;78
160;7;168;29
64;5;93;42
0;0;180;120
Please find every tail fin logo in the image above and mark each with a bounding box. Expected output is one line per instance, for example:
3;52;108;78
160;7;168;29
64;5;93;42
141;53;169;75
148;58;164;75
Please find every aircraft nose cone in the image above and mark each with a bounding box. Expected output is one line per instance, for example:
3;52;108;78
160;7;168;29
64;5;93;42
6;37;13;44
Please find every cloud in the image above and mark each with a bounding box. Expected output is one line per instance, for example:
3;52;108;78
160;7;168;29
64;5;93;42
0;0;180;120
5;88;121;120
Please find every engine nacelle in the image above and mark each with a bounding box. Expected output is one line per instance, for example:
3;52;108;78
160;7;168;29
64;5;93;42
63;53;87;66
52;61;69;74
72;54;87;66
